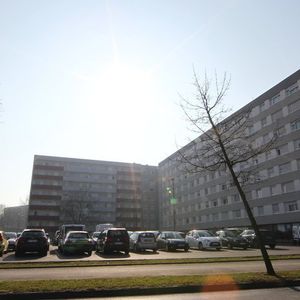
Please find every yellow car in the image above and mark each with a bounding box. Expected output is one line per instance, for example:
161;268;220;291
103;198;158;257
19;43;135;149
0;231;8;257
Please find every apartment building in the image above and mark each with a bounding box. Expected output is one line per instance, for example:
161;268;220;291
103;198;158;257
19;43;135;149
158;69;300;239
28;156;158;235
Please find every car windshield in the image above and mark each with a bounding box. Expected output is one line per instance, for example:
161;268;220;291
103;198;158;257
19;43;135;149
197;231;213;237
68;232;89;239
22;231;45;238
165;232;183;239
5;232;17;239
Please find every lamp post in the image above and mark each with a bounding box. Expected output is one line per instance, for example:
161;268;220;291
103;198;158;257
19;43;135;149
166;178;176;231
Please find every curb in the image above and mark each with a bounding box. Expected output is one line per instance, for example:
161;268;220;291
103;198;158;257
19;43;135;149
2;280;300;299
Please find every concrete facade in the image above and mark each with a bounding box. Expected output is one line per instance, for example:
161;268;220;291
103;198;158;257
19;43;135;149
158;70;300;239
28;156;158;235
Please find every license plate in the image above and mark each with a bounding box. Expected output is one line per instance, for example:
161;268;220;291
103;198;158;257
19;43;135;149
28;239;37;243
115;242;122;245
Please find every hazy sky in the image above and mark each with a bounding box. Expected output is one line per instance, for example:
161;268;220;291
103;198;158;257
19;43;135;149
1;0;300;207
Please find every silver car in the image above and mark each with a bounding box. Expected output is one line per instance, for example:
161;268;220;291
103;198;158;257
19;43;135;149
129;231;157;253
186;230;221;250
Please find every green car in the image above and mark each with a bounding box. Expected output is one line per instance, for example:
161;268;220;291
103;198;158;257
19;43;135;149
59;231;93;256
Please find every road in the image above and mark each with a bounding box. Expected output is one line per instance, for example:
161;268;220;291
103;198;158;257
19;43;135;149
67;287;300;300
1;259;300;281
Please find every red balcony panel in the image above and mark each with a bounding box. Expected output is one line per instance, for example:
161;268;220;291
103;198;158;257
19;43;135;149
31;184;63;191
32;174;63;181
29;205;60;211
30;194;61;200
34;165;64;171
28;215;60;221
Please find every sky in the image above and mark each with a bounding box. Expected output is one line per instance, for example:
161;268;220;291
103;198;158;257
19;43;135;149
1;0;300;207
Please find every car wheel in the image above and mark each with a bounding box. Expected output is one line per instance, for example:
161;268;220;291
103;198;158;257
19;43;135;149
269;244;276;249
184;246;189;252
217;247;221;251
125;249;129;255
41;250;48;256
15;250;22;257
243;246;247;250
198;242;204;250
87;251;92;256
153;248;157;253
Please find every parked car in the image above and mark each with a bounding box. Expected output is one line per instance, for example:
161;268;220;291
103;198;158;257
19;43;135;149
216;230;248;249
91;231;101;250
186;230;221;250
15;229;49;256
129;231;157;252
0;231;8;257
241;229;276;249
156;231;189;252
58;231;93;255
96;228;129;254
4;232;17;252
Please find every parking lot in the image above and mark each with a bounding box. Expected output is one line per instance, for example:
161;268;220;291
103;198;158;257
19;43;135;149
1;245;299;263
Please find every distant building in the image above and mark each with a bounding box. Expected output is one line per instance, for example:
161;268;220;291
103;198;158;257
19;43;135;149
28;156;158;235
27;70;300;241
0;205;28;232
158;69;300;241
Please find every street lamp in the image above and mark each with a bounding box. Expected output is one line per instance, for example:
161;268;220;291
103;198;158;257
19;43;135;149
166;178;176;231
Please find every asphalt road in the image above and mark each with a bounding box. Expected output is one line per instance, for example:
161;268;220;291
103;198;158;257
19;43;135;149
1;259;300;281
68;287;300;300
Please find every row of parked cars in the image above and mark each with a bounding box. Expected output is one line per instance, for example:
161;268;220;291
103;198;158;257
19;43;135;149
0;227;276;257
0;229;50;257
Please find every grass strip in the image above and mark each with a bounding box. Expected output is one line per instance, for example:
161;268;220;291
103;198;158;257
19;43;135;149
0;271;300;294
1;254;300;269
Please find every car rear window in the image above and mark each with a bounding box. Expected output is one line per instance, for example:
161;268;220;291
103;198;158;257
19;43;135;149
68;232;89;239
108;230;128;237
140;232;155;238
22;231;45;238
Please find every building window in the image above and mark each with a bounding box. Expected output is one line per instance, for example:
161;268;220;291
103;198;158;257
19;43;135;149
270;93;281;105
213;213;219;221
271;110;283;122
267;167;274;177
294;139;300;150
279;162;291;174
276;126;286;137
270;185;277;196
285;201;298;212
212;200;218;207
286;82;298;96
255;189;262;199
288;99;300;113
233;209;241;218
258;206;264;216
291;120;300;131
221;211;228;220
261;117;267;127
276;144;288;156
260;102;266;112
222;197;228;205
272;203;279;214
281;181;295;193
233;194;240;202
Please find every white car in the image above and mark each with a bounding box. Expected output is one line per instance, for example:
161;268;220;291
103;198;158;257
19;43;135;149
186;230;221;250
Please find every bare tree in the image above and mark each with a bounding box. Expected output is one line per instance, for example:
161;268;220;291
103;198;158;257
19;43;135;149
178;70;277;275
61;191;93;224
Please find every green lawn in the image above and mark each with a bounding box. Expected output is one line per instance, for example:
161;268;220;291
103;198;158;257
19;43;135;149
0;271;299;294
